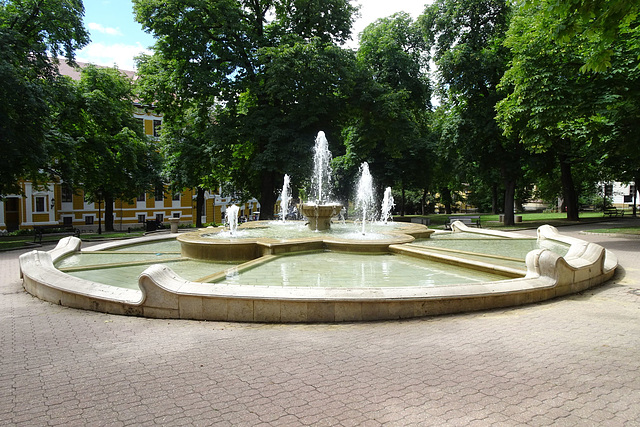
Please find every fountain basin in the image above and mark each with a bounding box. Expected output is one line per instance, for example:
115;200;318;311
178;220;429;261
299;203;342;231
19;222;617;322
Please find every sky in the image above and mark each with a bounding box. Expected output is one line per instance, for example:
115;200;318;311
76;0;430;71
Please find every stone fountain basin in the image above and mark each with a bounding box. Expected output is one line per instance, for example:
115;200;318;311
177;221;433;261
19;222;617;322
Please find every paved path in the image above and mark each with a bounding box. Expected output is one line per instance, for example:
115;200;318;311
1;220;639;426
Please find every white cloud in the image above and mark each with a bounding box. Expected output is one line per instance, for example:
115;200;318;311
76;42;153;70
87;22;123;36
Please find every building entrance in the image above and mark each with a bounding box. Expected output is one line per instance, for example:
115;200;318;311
4;198;20;232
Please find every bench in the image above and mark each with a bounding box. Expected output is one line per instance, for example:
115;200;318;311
603;208;625;218
410;217;431;226
33;225;80;244
445;216;481;230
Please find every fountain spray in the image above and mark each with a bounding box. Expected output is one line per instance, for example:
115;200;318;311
381;187;395;224
355;162;375;235
280;174;291;222
226;204;239;235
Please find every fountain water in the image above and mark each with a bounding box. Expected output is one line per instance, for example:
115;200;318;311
381;187;395;225
300;131;342;231
226;204;240;235
355;162;375;235
311;131;332;204
280;174;291;222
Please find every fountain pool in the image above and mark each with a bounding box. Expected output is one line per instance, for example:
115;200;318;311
20;221;617;322
16;131;618;322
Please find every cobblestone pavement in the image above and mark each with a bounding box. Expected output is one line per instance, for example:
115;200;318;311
2;221;640;426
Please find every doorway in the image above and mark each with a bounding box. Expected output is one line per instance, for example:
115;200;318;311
4;198;20;232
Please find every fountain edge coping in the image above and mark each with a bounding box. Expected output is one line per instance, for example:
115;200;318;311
18;225;618;322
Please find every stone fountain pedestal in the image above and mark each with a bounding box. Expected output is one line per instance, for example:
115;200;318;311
299;203;341;231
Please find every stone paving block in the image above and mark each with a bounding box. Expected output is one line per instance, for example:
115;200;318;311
2;225;640;426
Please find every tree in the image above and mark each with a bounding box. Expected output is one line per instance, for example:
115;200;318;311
420;0;525;224
0;0;89;196
496;4;614;221
133;0;358;219
528;0;640;72
340;12;432;214
59;65;162;232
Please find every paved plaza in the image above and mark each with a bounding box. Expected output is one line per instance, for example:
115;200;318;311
1;220;639;426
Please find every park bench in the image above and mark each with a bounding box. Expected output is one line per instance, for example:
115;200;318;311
410;217;431;226
33;225;80;244
445;215;481;230
603;207;625;218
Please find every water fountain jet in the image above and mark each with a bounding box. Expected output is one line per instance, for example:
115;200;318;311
381;187;395;225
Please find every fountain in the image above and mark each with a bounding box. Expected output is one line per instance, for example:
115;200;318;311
299;131;342;231
381;187;394;225
355;162;375;235
18;131;618;323
226;204;240;235
280;174;291;222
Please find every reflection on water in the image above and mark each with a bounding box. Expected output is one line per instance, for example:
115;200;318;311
220;252;507;288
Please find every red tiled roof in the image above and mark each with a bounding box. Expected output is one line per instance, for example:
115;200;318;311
55;59;137;81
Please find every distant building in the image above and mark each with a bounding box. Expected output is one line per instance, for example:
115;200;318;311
0;61;260;232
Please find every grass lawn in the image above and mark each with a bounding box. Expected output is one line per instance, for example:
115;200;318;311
584;227;640;235
395;211;629;230
0;230;146;251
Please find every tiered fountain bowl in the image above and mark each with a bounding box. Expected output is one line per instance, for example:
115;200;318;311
299;203;342;231
177;219;434;261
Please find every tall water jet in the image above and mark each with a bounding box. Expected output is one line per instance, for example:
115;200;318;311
355;162;375;235
226;204;240;235
311;131;333;204
381;187;395;225
280;174;291;222
300;131;342;231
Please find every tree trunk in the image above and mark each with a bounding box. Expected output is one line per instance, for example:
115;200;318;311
196;187;205;227
559;154;579;221
259;170;276;220
104;194;115;232
401;185;406;216
421;188;427;216
503;179;516;226
441;187;452;214
492;183;499;214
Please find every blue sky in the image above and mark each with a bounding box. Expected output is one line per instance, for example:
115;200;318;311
77;0;429;70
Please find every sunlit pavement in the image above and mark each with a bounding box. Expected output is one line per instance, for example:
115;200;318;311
1;220;639;426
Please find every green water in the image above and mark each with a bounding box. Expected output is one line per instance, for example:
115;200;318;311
218;252;508;288
414;232;569;259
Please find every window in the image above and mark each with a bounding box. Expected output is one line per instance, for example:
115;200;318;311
137;192;146;202
61;185;73;203
604;184;613;197
85;216;94;225
63;216;73;226
172;192;180;201
138;214;146;223
172;212;180;218
156;213;164;223
155;186;164;201
153;119;162;137
35;196;46;212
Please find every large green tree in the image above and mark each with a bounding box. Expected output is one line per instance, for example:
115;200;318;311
133;0;358;218
0;0;89;196
58;65;162;232
496;4;615;221
342;12;432;214
420;0;525;224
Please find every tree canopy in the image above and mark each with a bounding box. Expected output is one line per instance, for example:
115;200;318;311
0;0;89;196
